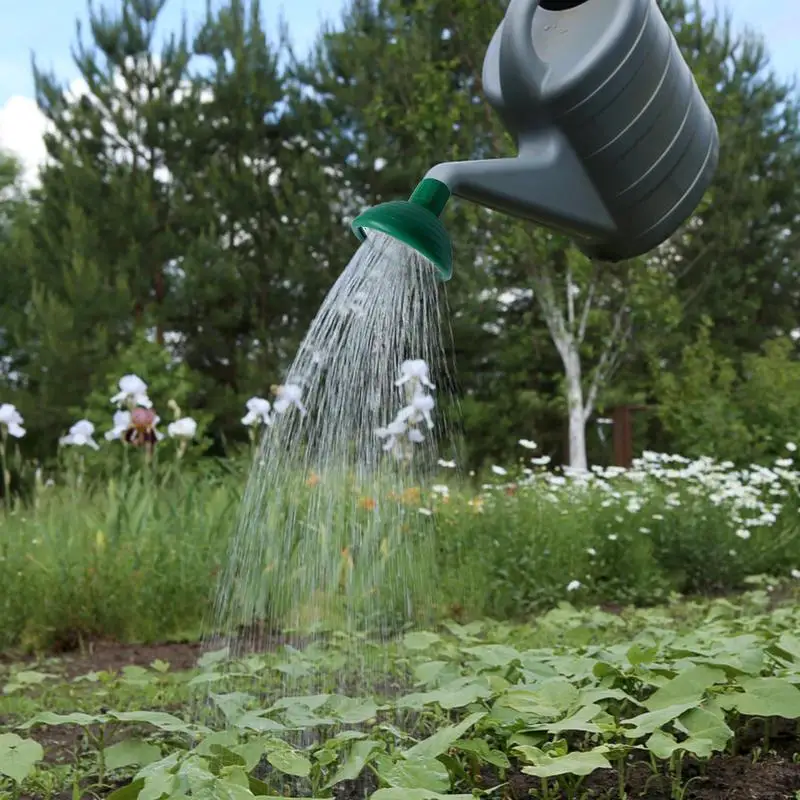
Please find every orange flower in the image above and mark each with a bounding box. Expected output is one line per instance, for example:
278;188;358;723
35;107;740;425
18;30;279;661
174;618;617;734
306;472;320;487
358;496;376;511
401;487;421;505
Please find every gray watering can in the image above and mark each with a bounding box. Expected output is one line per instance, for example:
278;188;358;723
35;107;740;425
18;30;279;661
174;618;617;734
353;0;720;279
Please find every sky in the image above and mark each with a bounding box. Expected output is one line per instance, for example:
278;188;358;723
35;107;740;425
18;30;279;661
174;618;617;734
1;0;798;184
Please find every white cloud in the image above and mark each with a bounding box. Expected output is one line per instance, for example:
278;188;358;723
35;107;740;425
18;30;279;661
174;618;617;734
0;95;48;187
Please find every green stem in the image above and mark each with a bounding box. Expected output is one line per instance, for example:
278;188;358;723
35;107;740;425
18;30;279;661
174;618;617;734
0;428;10;513
617;755;627;799
671;753;683;800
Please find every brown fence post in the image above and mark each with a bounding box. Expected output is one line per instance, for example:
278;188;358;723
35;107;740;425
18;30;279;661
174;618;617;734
609;404;655;468
612;405;633;468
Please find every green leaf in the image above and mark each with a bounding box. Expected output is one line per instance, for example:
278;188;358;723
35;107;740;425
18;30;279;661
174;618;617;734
370;790;474;800
108;710;193;733
379;757;451;792
3;670;56;694
220;765;251;788
643;665;726;711
19;711;104;728
139;770;178;800
413;661;448;685
106;778;145;800
194;730;241;758
536;704;605;734
675;707;733;752
627;643;659;665
404;711;486;760
104;740;162;772
621;702;698;738
454;739;511;769
266;745;312;777
726;677;800;718
645;730;684;759
235;712;286;733
209;745;247;769
774;632;800;663
268;694;330;713
328;696;379;724
503;679;580;718
518;747;612;778
645;729;717;760
0;733;44;783
234;740;269;772
324;739;382;787
197;648;229;669
403;632;442;650
463;644;521;668
121;666;154;686
579;688;641;706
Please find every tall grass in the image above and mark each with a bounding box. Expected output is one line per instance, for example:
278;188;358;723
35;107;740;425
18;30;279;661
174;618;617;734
0;466;238;651
2;453;800;652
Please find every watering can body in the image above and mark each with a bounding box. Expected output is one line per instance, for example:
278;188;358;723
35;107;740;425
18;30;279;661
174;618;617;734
425;0;719;262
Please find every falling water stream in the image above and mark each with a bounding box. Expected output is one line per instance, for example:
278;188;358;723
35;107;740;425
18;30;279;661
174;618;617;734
199;232;454;712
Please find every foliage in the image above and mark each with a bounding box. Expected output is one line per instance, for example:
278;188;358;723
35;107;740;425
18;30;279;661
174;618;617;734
3;447;800;651
656;320;800;463
3;593;800;797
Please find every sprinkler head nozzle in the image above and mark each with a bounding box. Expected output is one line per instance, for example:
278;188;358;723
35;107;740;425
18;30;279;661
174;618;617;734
351;179;453;281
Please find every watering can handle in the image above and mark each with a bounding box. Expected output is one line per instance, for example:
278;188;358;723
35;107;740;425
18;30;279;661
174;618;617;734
499;0;548;95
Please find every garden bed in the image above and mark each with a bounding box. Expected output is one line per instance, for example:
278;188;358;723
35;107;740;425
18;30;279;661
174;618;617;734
2;592;800;799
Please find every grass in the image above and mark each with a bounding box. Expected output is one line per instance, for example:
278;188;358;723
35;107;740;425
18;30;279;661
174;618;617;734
1;591;800;798
2;452;800;651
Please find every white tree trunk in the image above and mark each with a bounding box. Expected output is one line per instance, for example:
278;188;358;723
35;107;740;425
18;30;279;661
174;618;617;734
564;348;588;472
530;258;630;473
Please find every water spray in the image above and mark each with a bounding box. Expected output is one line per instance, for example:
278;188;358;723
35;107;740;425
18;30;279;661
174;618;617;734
352;0;720;280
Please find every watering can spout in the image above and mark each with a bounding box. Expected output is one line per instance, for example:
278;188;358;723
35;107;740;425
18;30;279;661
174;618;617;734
424;130;617;242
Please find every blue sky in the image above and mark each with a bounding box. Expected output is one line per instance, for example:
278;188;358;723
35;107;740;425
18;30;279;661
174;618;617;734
1;0;798;183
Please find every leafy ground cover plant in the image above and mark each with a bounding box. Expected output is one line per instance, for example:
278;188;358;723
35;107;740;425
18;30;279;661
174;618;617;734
1;592;799;799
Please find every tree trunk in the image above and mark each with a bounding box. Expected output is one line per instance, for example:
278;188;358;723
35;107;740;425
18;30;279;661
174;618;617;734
564;349;588;471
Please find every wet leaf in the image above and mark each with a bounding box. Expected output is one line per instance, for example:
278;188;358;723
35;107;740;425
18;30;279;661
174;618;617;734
404;711;486;760
266;745;312;777
380;756;450;791
403;631;441;650
324;739;382;787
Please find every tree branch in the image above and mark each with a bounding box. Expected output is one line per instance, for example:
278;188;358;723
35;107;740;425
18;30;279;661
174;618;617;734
577;264;598;344
531;261;572;361
566;264;575;333
583;298;631;422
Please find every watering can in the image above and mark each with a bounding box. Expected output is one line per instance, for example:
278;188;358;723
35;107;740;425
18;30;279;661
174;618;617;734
352;0;719;280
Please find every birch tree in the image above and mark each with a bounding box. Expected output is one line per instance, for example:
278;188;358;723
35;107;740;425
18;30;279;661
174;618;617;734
483;226;679;471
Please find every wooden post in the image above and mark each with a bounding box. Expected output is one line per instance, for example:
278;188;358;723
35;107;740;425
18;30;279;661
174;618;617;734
612;405;633;468
610;404;652;468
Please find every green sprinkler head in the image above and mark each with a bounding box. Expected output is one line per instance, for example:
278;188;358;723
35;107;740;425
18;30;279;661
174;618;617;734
351;178;453;281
